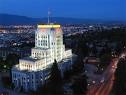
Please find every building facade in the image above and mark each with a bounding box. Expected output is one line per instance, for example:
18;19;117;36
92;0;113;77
11;24;75;91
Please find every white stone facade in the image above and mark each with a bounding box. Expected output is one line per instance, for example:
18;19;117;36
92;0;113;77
11;24;75;91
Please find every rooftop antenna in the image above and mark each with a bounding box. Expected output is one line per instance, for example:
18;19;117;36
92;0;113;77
48;10;51;24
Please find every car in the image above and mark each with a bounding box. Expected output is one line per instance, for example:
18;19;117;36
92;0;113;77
112;65;115;68
100;77;105;83
92;81;96;84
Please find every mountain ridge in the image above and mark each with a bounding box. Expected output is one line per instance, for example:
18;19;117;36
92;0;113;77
0;13;126;25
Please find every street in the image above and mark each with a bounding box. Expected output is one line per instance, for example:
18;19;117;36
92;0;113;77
87;58;119;95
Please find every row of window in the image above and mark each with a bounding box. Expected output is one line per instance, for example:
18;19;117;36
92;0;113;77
32;52;46;56
36;35;48;39
20;63;45;70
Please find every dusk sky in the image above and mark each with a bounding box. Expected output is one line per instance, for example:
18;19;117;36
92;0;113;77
0;0;126;20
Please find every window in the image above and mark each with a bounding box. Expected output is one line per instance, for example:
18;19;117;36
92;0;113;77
32;75;33;79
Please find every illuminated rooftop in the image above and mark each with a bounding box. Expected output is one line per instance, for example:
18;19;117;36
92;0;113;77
20;57;41;62
38;24;61;28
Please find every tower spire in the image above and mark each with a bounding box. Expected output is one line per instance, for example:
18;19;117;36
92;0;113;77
48;10;51;24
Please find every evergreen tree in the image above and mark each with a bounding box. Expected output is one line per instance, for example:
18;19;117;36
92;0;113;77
5;53;20;69
72;56;85;74
48;59;63;95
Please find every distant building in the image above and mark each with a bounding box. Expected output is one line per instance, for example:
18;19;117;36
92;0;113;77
0;47;31;59
11;24;76;91
84;57;100;66
86;57;100;64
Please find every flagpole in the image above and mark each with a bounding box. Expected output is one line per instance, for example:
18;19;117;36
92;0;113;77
48;11;50;24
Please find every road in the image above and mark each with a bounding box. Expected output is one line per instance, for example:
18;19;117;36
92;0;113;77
95;59;118;95
87;58;118;95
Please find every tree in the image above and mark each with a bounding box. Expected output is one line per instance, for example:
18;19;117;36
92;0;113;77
90;43;97;56
1;76;11;88
5;53;20;69
36;84;48;95
72;56;85;74
100;53;111;67
48;59;63;95
0;56;3;63
76;39;89;58
115;43;122;55
63;69;73;80
0;56;4;70
20;86;24;92
71;74;88;95
113;58;126;95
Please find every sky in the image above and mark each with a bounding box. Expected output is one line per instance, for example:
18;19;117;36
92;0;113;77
0;0;126;20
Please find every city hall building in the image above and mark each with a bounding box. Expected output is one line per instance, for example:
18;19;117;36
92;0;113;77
11;24;76;91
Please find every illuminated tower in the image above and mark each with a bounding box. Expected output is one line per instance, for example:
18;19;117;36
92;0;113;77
11;23;75;91
32;24;64;63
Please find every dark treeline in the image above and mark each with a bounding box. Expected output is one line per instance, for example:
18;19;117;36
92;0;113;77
113;58;126;95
